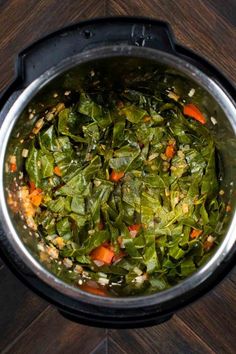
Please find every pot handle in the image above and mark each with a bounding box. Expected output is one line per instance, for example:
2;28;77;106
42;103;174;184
7;18;176;89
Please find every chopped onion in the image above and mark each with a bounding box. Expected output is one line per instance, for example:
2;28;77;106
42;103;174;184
188;88;195;97
133;267;142;276
22;149;29;158
210;116;218;125
98;278;109;286
93;260;104;267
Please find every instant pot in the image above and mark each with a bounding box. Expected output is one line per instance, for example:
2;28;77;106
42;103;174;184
0;17;235;328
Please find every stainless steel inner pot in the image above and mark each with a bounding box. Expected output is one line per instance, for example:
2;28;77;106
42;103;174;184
0;45;236;312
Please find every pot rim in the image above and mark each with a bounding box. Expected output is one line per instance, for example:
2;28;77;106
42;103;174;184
0;45;235;309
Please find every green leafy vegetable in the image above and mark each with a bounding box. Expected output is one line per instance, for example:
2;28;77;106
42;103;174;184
22;85;224;297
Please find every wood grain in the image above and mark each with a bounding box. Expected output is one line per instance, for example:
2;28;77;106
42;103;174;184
107;0;236;83
0;0;105;92
91;338;108;354
0;1;235;353
109;316;214;354
0;266;48;352
178;277;236;353
4;306;106;354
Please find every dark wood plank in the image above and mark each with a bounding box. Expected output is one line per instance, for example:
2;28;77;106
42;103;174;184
107;0;236;83
91;338;108;354
108;338;127;354
228;265;236;285
0;0;105;92
5;306;106;354
208;0;236;27
177;277;236;354
0;267;48;352
108;316;214;354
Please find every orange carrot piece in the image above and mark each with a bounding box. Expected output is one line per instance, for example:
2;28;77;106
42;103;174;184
165;145;175;159
80;284;108;297
29;188;42;197
10;163;17;172
128;224;142;237
110;170;125;182
128;224;142;232
190;229;203;239
91;245;115;264
29;181;36;194
30;194;43;207
183;104;206;124
29;187;43;207
54;166;62;176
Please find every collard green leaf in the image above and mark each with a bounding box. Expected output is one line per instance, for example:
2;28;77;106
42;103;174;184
47;197;66;213
143;231;160;273
78;93;112;128
58;108;87;142
121;104;147;123
201;146;218;198
180;258;196;277
25;143;42;186
149;275;169;291
56;173;87;196
79;230;110;255
112;120;126;147
39;125;58;152
70;213;87;228
71;196;85;215
41;153;54;178
53;151;81;181
56;217;72;240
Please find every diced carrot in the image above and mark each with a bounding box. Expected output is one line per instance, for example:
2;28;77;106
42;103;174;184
128;224;142;238
128;224;142;232
183;104;206;124
29;187;43;207
90;245;115;264
165;144;175;159
80;284;108;297
190;229;203;239
29;181;36;194
30;194;43;207
54;166;62;176
110;170;125;182
29;188;42;198
10;163;17;172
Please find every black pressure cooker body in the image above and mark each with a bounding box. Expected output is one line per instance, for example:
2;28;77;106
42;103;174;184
0;18;235;328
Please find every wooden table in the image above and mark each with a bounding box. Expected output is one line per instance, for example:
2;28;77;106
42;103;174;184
0;1;235;353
